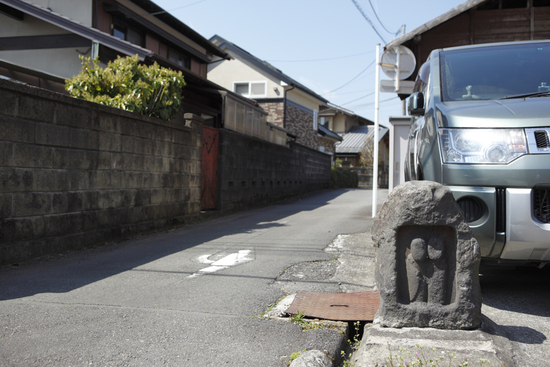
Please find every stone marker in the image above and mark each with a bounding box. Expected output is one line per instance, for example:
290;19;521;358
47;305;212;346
372;181;482;329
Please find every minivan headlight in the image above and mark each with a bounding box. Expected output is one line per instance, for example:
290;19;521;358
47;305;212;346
439;128;527;164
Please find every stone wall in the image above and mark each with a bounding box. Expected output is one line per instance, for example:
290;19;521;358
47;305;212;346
318;137;336;156
217;129;331;212
257;101;284;127
286;104;319;149
0;79;202;266
257;101;338;155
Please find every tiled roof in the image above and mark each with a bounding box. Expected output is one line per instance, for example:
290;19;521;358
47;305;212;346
335;126;388;154
318;124;343;141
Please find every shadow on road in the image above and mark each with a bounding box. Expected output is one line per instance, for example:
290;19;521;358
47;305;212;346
499;325;547;344
0;189;367;301
480;265;550;318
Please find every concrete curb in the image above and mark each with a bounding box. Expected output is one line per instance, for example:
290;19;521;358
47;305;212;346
352;315;515;367
264;293;348;366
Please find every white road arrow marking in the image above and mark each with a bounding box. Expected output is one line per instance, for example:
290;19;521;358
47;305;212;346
189;250;253;278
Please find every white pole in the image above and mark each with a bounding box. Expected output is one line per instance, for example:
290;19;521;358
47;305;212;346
395;48;401;93
372;44;381;218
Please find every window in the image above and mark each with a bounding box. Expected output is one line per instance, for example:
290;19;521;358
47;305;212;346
320;116;329;128
168;48;190;69
112;20;143;47
233;81;267;98
127;28;142;46
440;42;550;101
235;83;249;95
113;25;125;41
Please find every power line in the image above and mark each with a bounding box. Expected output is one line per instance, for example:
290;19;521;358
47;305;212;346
366;0;399;35
340;92;375;106
350;0;386;44
351;96;400;108
326;59;375;94
330;89;375;96
265;51;374;63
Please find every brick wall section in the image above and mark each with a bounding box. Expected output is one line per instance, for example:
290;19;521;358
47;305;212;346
285;104;317;149
319;138;337;155
257;102;338;155
257;102;284;127
217;129;331;212
286;104;337;155
0;79;202;265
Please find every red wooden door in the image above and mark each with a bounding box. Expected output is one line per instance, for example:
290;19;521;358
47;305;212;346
201;126;219;210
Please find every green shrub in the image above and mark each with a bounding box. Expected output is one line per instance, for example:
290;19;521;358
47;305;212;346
65;55;185;120
330;166;358;188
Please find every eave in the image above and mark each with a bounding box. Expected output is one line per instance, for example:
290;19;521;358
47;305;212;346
0;0;154;61
385;0;487;49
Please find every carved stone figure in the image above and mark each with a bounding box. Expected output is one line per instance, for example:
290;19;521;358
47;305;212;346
372;181;482;329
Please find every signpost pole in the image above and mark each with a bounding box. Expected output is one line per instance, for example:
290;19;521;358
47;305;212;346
372;44;381;218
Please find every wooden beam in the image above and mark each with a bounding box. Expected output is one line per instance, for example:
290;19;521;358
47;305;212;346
0;34;90;51
469;8;476;44
529;0;535;40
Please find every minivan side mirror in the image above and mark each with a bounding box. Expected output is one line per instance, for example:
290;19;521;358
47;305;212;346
408;92;425;116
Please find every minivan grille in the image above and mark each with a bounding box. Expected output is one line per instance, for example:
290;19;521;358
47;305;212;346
533;187;550;223
496;188;506;232
534;130;549;149
457;197;482;222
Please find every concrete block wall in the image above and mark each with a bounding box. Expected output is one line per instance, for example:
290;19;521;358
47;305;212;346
0;79;202;265
217;129;331;212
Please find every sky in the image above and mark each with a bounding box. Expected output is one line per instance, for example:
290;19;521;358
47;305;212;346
151;0;467;126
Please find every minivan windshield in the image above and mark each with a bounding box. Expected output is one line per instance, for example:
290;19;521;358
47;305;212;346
440;42;550;101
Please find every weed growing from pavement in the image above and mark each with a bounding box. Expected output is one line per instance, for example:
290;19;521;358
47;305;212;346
288;311;342;332
286;350;306;366
386;343;492;367
340;321;362;367
252;294;289;318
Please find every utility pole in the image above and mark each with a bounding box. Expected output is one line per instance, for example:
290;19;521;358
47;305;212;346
372;44;381;218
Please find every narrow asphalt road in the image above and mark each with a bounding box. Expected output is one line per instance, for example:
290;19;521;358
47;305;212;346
0;188;386;367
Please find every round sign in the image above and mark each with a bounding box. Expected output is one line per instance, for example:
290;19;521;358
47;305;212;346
381;45;416;81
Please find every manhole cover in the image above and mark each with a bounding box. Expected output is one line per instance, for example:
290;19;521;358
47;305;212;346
286;291;379;322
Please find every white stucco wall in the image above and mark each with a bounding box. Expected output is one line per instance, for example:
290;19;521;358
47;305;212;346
208;52;283;99
26;0;93;26
389;117;412;191
208;48;326;115
0;10;71;37
0;48;88;79
0;12;88;78
286;88;320;112
332;114;347;133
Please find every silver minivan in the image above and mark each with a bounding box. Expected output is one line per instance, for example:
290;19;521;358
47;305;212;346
405;40;550;267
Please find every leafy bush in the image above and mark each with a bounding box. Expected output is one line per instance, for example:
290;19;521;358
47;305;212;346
330;166;358;188
65;55;185;120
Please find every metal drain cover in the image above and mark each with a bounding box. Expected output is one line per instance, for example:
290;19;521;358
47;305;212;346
285;291;380;322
